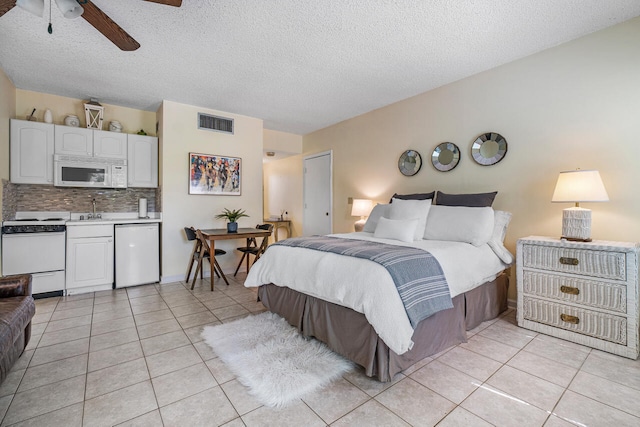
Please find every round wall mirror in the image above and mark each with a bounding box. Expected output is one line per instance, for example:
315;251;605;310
471;132;507;166
431;142;460;172
398;150;422;176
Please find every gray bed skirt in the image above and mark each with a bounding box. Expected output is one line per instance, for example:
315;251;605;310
257;272;509;382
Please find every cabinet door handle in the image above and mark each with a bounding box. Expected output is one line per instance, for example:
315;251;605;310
559;257;579;266
560;285;580;295
560;314;580;324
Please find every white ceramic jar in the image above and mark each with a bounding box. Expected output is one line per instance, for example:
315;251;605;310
109;121;122;132
44;109;53;124
64;115;80;127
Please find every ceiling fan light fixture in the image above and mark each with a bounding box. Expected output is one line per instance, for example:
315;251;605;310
55;0;83;19
16;0;45;17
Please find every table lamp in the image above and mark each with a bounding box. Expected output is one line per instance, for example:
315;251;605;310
551;169;609;242
351;199;373;232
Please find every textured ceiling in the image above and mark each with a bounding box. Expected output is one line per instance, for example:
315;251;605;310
1;0;639;135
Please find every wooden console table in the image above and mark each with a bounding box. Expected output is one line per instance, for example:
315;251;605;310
263;219;292;242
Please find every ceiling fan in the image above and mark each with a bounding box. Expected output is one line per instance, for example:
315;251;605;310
0;0;182;51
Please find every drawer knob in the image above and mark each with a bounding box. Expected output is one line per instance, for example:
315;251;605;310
559;257;579;266
560;314;580;324
560;285;580;295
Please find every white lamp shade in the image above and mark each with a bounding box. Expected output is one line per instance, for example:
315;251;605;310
16;0;44;17
551;170;609;203
55;0;84;19
351;199;373;217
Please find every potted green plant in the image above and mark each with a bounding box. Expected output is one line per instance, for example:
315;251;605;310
215;208;249;233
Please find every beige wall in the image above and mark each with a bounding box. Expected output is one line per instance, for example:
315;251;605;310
263;129;303;154
303;17;640;300
0;68;16;190
262;129;303;240
263;154;304;240
0;67;16;276
15;90;157;135
160;100;264;281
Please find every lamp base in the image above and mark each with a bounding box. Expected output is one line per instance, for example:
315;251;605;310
354;218;366;232
561;207;592;241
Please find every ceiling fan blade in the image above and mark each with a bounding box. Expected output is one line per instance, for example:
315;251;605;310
143;0;182;6
0;0;16;18
80;0;140;51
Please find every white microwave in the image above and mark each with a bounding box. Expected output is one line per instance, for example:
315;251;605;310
54;154;127;188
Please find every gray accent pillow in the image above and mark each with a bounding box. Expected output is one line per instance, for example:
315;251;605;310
435;191;497;207
362;203;390;233
389;191;435;203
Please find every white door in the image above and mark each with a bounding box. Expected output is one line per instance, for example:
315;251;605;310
1;232;66;274
127;134;158;187
54;125;93;156
115;224;160;287
94;130;128;159
10;119;55;184
66;237;114;289
303;151;332;236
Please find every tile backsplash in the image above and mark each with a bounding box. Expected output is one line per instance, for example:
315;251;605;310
2;180;161;219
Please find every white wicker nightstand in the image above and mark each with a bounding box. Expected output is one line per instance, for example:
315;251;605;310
517;236;640;359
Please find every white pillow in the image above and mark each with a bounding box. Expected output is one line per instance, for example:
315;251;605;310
491;211;512;244
374;217;418;243
488;211;514;264
388;198;432;240
362;203;390;233
423;205;494;246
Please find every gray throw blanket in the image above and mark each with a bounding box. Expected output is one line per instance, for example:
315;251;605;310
272;236;453;327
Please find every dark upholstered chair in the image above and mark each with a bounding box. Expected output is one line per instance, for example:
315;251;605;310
233;224;274;276
0;274;35;384
184;227;229;290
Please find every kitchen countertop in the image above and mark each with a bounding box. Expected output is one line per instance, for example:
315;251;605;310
65;213;162;226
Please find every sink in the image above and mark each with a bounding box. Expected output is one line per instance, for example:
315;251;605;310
78;214;103;221
67;216;107;224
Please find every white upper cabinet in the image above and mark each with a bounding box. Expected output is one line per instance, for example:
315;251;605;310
54;126;127;159
94;130;127;160
127;134;158;188
10;119;55;185
54;126;93;156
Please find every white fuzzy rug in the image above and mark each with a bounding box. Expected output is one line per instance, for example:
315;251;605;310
201;312;353;407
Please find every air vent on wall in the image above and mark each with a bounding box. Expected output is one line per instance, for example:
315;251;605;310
198;113;234;134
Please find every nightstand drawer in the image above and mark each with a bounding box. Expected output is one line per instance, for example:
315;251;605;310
522;271;627;313
523;296;627;345
522;244;626;281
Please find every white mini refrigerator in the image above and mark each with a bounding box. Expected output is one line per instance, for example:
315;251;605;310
115;223;160;288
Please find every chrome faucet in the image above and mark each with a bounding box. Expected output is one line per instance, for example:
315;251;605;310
91;198;96;218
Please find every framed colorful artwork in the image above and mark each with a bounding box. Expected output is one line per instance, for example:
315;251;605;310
189;152;241;195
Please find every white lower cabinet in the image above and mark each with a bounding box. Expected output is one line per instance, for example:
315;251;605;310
66;224;114;294
31;271;66;294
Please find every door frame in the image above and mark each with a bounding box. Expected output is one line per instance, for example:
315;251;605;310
303;150;333;235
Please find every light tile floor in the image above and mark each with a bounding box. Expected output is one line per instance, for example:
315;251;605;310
1;273;639;426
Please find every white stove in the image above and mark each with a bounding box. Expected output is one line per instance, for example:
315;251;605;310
2;211;70;296
3;211;70;226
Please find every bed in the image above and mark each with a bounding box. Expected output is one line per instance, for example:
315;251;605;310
245;194;514;381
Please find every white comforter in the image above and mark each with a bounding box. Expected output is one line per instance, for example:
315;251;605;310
244;232;509;355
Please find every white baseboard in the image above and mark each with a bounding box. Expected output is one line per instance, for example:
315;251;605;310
160;274;186;284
